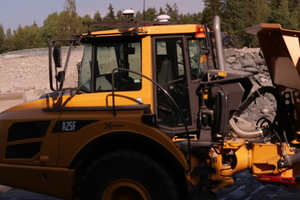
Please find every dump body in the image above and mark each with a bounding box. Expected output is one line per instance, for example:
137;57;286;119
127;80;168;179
247;23;300;90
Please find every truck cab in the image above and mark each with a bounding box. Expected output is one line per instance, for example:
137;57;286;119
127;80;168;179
76;22;209;134
49;19;212;137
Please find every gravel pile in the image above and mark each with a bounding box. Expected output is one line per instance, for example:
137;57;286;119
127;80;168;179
0;47;272;103
223;48;276;128
0;49;82;94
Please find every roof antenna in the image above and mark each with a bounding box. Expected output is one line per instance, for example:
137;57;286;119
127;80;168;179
143;0;146;20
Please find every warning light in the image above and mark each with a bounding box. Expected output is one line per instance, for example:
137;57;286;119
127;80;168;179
195;25;205;38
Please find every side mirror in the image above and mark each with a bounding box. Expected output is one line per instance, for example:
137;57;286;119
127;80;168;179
56;71;65;83
49;39;76;91
53;45;62;68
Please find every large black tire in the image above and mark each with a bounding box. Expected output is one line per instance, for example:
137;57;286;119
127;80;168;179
76;150;183;200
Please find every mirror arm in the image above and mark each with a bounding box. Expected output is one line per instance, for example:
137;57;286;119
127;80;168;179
48;40;56;91
48;39;77;91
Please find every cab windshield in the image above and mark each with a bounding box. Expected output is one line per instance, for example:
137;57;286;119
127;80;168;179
78;39;142;92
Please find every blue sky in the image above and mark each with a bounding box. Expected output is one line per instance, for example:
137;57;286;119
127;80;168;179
0;0;204;32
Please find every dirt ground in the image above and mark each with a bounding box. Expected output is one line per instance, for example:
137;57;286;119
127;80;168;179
0;93;24;113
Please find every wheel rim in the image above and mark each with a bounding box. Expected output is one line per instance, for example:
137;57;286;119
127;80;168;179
102;179;151;200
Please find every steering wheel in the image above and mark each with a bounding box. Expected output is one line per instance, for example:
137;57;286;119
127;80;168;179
114;73;134;90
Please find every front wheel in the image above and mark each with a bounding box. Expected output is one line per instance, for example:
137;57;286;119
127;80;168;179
76;150;183;200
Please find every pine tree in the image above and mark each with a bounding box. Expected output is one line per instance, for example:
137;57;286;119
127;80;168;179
0;24;4;53
94;11;102;22
104;4;116;21
269;0;281;10
135;11;143;20
144;7;157;21
165;3;179;23
201;0;222;29
220;0;244;46
287;0;300;29
64;0;76;12
158;7;166;15
116;10;125;20
2;28;13;53
268;0;298;29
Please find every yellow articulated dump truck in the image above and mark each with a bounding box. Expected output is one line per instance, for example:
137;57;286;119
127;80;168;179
2;11;300;199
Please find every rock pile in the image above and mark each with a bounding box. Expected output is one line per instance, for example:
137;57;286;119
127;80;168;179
224;48;275;130
224;47;271;87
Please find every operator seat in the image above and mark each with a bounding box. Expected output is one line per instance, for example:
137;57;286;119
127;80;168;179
157;60;173;92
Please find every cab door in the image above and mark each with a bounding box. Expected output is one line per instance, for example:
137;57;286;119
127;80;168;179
153;36;193;134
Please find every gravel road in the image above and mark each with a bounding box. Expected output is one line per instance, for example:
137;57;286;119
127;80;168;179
0;93;24;113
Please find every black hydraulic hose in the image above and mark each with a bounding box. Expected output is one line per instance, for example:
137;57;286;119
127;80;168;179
233;86;283;119
233;88;261;117
233;86;292;146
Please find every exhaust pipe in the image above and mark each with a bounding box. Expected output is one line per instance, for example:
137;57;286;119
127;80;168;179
213;16;226;71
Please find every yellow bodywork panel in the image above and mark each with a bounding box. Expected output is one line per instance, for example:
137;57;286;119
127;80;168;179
0;108;60;166
251;143;282;174
1;92;187;167
0;93;188;199
56;109;188;169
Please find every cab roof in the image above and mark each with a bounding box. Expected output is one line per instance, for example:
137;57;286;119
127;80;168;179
82;18;201;38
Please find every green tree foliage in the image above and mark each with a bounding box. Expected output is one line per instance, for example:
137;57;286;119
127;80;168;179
58;11;83;39
103;4;115;21
11;25;25;50
158;7;166;15
79;14;93;33
94;11;102;22
269;0;281;9
135;7;160;21
40;12;60;46
179;12;202;24
0;24;4;53
267;0;298;30
203;0;245;45
292;1;300;29
221;0;244;36
202;0;222;29
22;23;42;48
2;28;13;52
165;3;179;23
144;7;158;21
3;1;300;53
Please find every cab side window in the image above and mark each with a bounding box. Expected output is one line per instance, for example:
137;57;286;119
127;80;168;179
188;38;208;80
